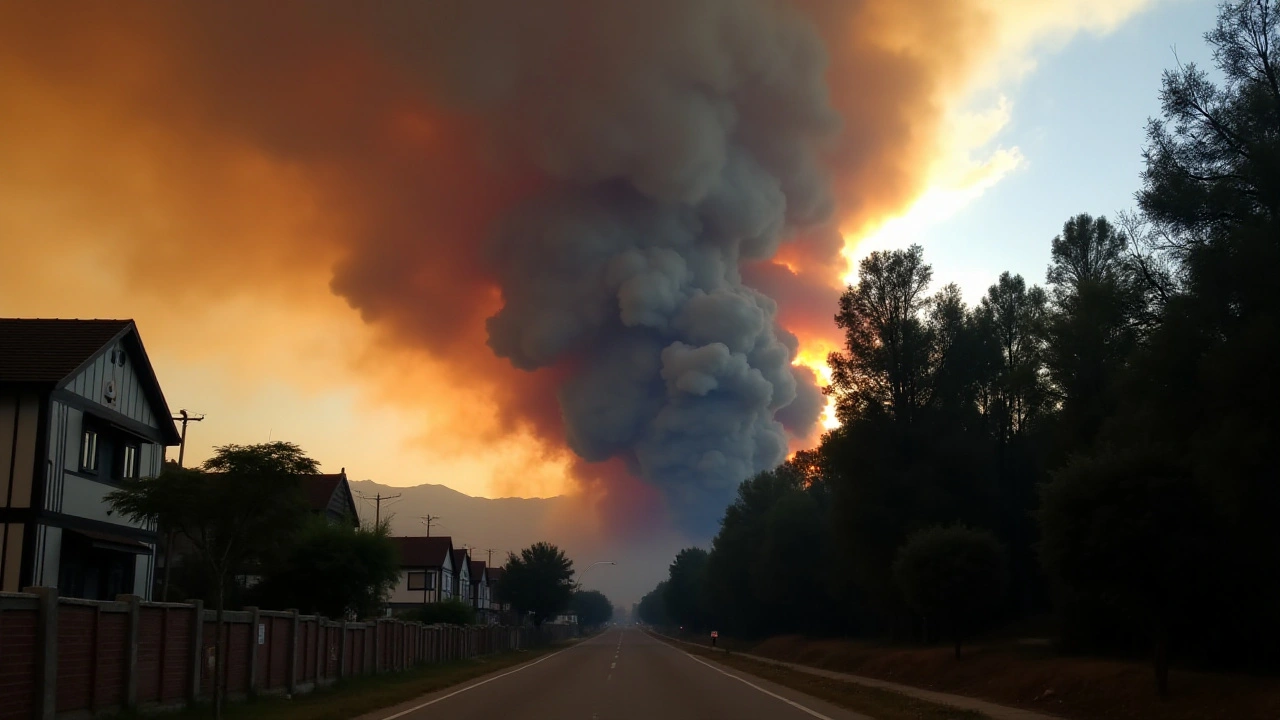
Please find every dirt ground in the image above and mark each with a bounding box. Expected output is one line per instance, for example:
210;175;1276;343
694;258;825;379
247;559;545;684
731;635;1280;720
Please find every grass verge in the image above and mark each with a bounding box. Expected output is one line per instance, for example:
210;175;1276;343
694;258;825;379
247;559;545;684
655;634;987;720
107;645;564;720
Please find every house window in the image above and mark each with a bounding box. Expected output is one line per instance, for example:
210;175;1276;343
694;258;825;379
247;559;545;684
80;430;98;472
121;444;139;479
407;571;426;591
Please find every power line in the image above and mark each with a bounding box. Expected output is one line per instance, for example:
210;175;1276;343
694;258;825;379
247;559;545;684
171;410;206;468
419;514;441;536
355;491;401;525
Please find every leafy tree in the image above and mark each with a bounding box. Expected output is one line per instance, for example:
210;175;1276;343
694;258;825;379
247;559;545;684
1038;447;1218;696
637;581;670;626
1121;0;1280;669
828;244;936;424
496;542;574;627
402;599;476;626
1042;214;1142;453
974;272;1049;443
250;516;400;620
892;525;1008;659
107;442;316;719
663;547;711;632
571;590;614;629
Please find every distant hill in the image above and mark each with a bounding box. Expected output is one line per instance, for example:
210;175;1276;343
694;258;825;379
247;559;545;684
349;479;696;608
350;479;565;558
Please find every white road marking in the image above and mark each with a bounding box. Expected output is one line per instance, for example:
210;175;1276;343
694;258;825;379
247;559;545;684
681;652;836;720
376;647;571;720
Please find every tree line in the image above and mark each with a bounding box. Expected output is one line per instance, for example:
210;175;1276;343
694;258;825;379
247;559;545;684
640;0;1280;695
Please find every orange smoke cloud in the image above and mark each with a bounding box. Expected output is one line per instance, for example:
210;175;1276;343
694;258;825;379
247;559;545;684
0;0;1016;533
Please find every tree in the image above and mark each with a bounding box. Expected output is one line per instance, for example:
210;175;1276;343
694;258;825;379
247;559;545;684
975;272;1049;444
107;441;316;719
663;547;710;632
1038;447;1218;696
571;590;614;629
250;517;400;620
892;525;1008;659
637;581;670;626
1042;214;1142;453
828;244;935;424
1121;0;1280;669
496;542;574;627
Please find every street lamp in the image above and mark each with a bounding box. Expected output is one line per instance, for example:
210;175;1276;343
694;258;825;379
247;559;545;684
576;561;616;588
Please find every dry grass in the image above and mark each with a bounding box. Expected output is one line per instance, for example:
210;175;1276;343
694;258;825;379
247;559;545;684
107;647;562;720
667;637;988;720
736;635;1280;720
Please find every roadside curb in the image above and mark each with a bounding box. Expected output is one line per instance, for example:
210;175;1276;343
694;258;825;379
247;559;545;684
644;630;1063;720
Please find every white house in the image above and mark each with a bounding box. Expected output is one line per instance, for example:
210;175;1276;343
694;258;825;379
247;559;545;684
468;559;492;623
451;548;470;602
388;535;456;608
0;319;180;600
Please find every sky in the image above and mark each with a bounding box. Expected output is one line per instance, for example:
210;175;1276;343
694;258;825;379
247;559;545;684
0;1;1221;580
869;0;1219;303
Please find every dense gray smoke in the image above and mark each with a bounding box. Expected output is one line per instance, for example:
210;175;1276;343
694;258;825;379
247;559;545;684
414;0;840;528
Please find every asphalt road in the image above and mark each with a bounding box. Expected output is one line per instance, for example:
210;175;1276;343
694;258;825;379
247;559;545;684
361;626;872;720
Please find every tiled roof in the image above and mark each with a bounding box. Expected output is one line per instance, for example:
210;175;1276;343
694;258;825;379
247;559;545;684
393;536;453;568
0;319;132;383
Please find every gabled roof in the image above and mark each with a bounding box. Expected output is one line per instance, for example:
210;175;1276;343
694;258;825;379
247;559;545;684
393;536;453;569
451;549;469;575
486;566;504;585
0;319;131;383
297;470;360;526
469;560;487;584
0;319;180;445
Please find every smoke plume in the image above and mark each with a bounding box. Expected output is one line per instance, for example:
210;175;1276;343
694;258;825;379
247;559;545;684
4;0;1138;533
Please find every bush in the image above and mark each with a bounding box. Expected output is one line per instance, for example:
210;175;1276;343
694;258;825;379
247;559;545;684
893;524;1008;659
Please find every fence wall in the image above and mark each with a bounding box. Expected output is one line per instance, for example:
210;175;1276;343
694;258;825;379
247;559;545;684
0;588;573;720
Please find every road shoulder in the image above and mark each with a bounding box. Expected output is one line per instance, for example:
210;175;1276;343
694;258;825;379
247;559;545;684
648;630;1058;720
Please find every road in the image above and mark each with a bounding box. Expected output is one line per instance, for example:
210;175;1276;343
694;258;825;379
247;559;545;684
361;626;871;720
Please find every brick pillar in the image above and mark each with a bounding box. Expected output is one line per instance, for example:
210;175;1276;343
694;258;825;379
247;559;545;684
24;587;58;720
117;593;142;710
371;620;381;675
245;607;261;693
286;609;300;695
187;599;204;703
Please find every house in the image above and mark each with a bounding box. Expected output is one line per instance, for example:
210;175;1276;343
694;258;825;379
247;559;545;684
298;469;359;527
387;535;456;608
451;548;470;602
0;319;180;600
468;559;491;623
487;565;512;621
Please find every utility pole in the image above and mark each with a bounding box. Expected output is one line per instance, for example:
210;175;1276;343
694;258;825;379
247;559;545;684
475;548;498;566
171;409;205;467
356;492;401;525
419;514;441;536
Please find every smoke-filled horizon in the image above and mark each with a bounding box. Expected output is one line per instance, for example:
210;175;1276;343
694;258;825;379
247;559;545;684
0;0;1160;535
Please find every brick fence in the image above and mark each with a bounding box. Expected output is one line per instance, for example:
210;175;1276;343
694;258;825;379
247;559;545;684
0;588;572;720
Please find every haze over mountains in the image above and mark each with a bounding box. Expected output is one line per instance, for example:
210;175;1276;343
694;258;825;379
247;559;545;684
350;479;688;606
